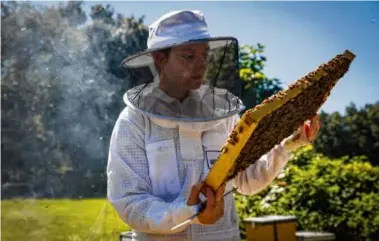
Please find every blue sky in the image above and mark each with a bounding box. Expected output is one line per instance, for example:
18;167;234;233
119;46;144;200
45;1;379;114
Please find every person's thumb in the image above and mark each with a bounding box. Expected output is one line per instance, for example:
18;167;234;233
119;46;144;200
216;184;226;202
187;182;204;205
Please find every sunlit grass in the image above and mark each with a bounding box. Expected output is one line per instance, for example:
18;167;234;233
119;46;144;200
1;199;130;241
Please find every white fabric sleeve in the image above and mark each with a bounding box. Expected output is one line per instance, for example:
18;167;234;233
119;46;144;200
107;108;200;234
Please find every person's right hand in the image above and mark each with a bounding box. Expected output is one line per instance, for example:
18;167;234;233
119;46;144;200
187;182;226;225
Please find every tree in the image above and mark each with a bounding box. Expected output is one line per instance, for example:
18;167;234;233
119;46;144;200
239;44;283;111
59;0;87;26
314;102;379;165
90;4;115;25
1;1;148;198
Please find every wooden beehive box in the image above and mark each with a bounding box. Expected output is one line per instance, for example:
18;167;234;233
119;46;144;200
243;215;298;241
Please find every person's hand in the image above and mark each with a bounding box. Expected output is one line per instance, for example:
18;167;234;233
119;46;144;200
296;114;321;142
187;182;226;225
284;114;321;151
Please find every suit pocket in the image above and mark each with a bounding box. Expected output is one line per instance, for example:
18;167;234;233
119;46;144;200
202;131;228;169
146;139;181;200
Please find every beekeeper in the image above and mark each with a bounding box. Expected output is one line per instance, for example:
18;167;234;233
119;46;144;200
107;10;320;241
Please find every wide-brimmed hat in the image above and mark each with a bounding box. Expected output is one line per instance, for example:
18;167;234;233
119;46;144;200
121;10;238;69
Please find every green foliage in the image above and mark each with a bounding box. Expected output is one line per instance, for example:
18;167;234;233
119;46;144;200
314;102;379;166
1;199;130;241
239;44;283;111
235;147;379;241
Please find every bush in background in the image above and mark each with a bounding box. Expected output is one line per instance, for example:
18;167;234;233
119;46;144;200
235;146;379;241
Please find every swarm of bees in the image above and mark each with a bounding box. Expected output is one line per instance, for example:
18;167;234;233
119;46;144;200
205;50;356;191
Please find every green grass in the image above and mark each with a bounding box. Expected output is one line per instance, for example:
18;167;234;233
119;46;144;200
1;199;130;241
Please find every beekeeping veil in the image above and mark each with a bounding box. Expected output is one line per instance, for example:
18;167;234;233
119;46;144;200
120;10;244;160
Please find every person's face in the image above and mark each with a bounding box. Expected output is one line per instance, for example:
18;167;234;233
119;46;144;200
154;43;210;91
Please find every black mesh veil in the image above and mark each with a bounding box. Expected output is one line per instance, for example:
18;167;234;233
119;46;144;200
120;37;245;122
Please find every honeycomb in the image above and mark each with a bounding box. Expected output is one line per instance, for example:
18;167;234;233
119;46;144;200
204;50;356;191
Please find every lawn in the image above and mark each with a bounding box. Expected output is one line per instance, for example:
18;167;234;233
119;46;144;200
1;198;130;241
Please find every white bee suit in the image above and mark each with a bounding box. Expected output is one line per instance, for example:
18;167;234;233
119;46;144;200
107;83;297;241
107;9;304;241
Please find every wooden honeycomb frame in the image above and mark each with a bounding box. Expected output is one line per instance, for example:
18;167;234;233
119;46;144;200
204;50;356;191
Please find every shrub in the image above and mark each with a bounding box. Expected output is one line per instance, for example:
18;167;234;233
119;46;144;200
235;146;379;241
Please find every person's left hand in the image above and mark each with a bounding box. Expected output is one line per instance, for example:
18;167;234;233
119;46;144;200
284;114;321;151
